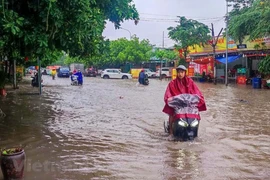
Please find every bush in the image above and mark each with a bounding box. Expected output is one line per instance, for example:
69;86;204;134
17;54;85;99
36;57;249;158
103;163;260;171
258;56;270;75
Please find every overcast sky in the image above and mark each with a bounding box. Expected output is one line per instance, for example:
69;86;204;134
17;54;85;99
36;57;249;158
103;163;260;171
102;0;228;48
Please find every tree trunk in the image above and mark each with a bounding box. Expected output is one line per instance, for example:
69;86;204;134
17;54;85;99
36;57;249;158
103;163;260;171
13;59;17;89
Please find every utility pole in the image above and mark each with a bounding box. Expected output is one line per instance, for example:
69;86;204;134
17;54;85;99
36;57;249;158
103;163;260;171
211;24;223;85
38;57;42;95
162;31;165;48
225;0;229;86
160;31;165;79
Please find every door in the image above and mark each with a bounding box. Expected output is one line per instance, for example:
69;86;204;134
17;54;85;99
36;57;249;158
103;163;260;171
112;70;121;78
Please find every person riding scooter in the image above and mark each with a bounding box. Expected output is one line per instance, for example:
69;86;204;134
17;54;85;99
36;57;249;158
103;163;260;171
31;72;42;87
73;69;83;85
138;69;149;85
71;74;78;86
163;65;207;140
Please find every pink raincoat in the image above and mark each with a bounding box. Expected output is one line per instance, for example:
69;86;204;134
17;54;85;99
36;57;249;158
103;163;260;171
163;76;206;120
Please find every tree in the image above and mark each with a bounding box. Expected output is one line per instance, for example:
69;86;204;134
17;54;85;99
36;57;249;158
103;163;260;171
78;37;153;68
167;16;211;60
150;48;179;62
109;37;153;65
228;0;270;43
258;56;270;75
0;0;139;66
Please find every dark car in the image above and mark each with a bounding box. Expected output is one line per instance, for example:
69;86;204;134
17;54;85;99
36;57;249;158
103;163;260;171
85;68;97;77
57;67;70;78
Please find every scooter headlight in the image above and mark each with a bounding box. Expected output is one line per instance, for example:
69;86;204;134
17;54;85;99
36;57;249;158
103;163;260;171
178;119;189;127
190;119;199;127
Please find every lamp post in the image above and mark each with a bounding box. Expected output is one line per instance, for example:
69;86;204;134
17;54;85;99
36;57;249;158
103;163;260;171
120;27;132;40
225;0;229;86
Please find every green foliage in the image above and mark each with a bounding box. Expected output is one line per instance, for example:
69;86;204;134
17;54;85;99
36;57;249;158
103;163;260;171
227;0;255;10
168;16;211;59
258;56;270;75
64;55;84;66
86;37;152;67
150;48;179;61
228;0;270;42
0;0;139;66
109;37;152;64
65;37;153;68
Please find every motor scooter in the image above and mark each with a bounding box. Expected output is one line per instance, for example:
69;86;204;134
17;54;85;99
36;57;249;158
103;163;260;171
71;75;79;86
143;76;149;85
31;73;43;87
164;94;201;141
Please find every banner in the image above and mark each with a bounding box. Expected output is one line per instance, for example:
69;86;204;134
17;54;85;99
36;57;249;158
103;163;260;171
244;36;270;51
188;36;270;55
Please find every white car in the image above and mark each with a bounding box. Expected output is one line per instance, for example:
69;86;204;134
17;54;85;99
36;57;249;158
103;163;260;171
156;67;171;78
144;68;156;78
101;69;132;79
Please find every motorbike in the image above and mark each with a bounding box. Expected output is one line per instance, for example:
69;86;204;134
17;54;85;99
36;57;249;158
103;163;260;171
71;75;79;86
143;76;149;85
164;94;201;141
31;73;43;87
138;76;149;86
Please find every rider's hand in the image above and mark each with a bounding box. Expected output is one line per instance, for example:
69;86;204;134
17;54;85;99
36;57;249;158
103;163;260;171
167;97;174;102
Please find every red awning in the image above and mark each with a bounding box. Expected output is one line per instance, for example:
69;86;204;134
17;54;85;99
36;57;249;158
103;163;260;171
245;54;269;57
187;56;221;64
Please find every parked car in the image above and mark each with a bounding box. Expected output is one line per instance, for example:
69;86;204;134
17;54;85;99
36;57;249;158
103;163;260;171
144;68;156;78
57;67;70;78
85;68;97;77
156;67;171;78
101;69;132;79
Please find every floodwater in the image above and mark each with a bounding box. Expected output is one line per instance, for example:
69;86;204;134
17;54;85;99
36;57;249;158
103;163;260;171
0;75;269;180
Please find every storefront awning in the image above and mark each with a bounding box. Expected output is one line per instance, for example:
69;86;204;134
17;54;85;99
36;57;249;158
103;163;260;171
216;55;242;64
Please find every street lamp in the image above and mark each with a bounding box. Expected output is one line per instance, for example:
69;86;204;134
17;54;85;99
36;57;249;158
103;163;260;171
225;0;229;86
119;27;132;40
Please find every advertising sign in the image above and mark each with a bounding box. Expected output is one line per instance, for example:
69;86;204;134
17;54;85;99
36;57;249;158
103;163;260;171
187;36;270;55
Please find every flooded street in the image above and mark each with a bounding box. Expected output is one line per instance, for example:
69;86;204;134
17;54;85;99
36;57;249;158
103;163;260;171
0;76;270;180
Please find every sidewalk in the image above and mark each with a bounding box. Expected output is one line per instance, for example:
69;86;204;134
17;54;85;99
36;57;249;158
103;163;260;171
5;75;40;95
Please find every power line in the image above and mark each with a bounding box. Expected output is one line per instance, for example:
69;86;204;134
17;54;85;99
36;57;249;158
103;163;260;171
140;16;224;21
140;12;224;20
139;19;220;23
139;17;225;23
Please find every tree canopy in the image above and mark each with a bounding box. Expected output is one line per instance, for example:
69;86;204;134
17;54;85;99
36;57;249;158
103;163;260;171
167;16;211;59
150;48;179;61
0;0;139;64
88;37;152;67
258;56;270;75
228;0;270;43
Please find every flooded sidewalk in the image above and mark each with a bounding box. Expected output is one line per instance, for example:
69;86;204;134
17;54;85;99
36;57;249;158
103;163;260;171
0;76;270;180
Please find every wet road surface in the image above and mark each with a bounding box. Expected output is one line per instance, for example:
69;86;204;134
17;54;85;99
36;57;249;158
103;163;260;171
0;75;270;180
